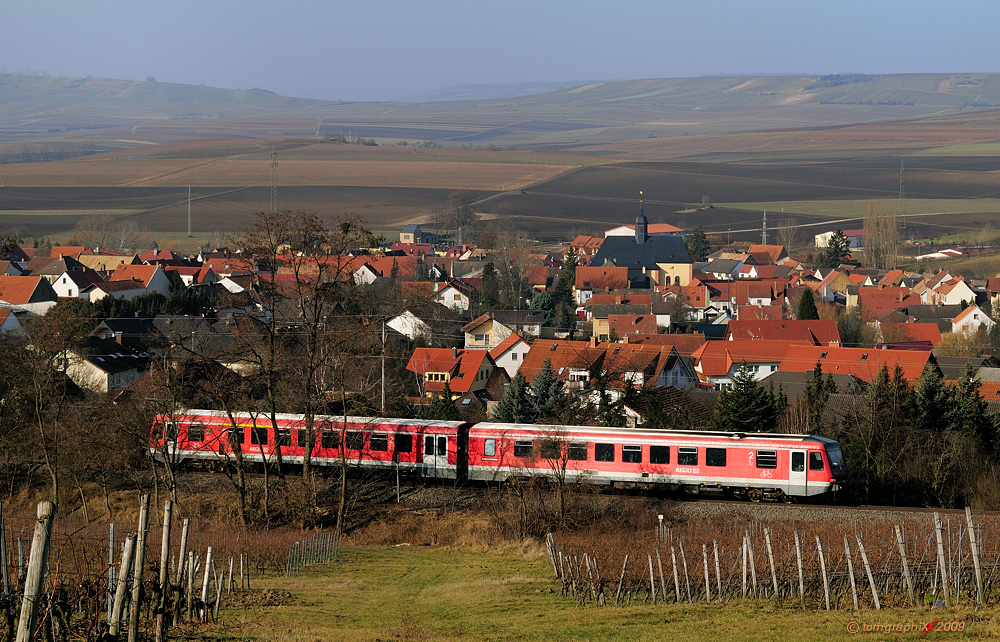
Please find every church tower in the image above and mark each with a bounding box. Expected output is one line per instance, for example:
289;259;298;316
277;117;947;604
635;191;648;245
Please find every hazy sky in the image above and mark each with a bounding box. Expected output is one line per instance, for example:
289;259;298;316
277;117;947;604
2;1;998;102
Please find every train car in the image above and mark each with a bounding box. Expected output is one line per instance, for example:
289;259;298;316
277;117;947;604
149;410;469;480
467;423;846;500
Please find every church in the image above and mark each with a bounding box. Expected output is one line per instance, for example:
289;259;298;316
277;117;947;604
590;208;693;288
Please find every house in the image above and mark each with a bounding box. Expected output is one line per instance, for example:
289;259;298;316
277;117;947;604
574;266;628;305
24;255;88;283
747;244;788;265
589;211;693;287
66;336;150;393
83;279;150;302
51;269;105;299
907;305;966;333
725;319;840;345
399;224;440;245
463;311;545;350
489;332;531;378
933;277;976;306
109;264;172;298
815;229;865;249
605;222;686;240
164;265;218;287
952;304;995;334
778;346;934;383
432;279;477;311
877;322;942;347
389;242;435;256
691;339;809;388
0;275;59;316
701;259;744;280
590;304;649;340
608;314;658;338
139;248;186;266
75;253;140;274
519;338;694;390
0;309;24;334
387;303;464;346
406;347;500;398
567;235;604;264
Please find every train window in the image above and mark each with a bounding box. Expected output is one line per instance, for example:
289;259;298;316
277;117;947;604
540;440;561;460
229;426;244;444
622;445;642;463
187;424;205;443
297;430;312;448
514;440;534;458
320;431;338;449
437;436;447;457
809;451;825;471
595;443;615;462
370;433;388;452
792;451;805;472
276;429;291;447
424;435;436;456
756;450;777;469
706;448;726;467
396;434;413;453
678;447;698;466
650;445;670;464
165;422;178;442
346;431;364;451
483;438;496;457
568;442;588;461
250;427;269;446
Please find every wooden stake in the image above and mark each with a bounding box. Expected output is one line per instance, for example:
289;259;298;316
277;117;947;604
713;540;722;598
764;527;778;598
648;555;656;604
894;525;916;607
15;502;55;642
671;546;681;604
655;549;667;603
201;547;214;622
741;536;748;599
934;512;950;607
614;555;628;605
855;534;881;610
966;507;984;608
0;502;8;596
109;534;136;638
679;539;692;603
155;500;173;642
844;536;859;610
702;544;711;603
129;494;151;642
794;530;805;606
816;535;830;611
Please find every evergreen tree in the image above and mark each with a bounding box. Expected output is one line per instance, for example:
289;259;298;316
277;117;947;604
428;382;459;420
915;364;952;432
493;371;535;423
820;229;851;267
480;262;500;308
686;227;711;262
530;358;566;422
712;362;784;432
554;303;576;334
803;361;837;432
950;363;992;450
796;288;820;320
550;247;578;311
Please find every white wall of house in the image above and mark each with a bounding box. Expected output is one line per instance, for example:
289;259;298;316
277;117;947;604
492;339;530;378
433;286;470;311
387;311;432;341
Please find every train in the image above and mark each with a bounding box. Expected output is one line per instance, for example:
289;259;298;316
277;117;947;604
149;410;847;501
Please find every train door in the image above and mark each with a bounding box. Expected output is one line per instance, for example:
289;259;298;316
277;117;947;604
423;434;449;478
789;449;807;497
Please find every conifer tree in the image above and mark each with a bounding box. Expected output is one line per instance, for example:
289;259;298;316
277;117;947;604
915;364;951;432
712;362;784;432
796;288;820;320
530;358;566;422
429;382;459;421
493;371;535;423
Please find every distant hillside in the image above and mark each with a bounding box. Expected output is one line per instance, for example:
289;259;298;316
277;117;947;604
398;81;588;102
4;73;1000;150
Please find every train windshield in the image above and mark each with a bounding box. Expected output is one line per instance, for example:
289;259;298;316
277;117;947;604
826;445;846;475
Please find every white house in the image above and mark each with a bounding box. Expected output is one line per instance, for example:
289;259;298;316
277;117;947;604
952;304;995;335
432;282;472;312
0;309;24;334
489;333;531;378
51;270;104;299
934;277;976;306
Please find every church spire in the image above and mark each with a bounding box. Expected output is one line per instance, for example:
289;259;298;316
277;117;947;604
635;190;648;244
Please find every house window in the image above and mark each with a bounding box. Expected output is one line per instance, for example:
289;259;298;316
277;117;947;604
756;450;778;469
678;447;698;466
474;333;488;343
512;353;518;361
370;433;388;452
706;448;726;467
568;442;588;461
622;445;642;464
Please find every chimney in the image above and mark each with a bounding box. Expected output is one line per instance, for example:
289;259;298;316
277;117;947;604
452;347;457;359
590;336;597;348
114;331;123;345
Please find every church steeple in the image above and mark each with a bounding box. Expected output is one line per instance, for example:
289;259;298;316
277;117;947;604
635;190;648;245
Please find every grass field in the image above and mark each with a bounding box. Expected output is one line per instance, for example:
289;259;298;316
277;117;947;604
198;546;994;642
717;199;1000;218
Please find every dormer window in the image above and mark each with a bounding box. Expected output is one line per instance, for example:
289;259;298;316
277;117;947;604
861;354;868;361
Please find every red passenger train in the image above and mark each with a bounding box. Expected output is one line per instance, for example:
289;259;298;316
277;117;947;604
150;410;846;501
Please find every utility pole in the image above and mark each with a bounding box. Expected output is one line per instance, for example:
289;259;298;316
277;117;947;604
187;186;192;238
762;209;767;245
381;320;386;413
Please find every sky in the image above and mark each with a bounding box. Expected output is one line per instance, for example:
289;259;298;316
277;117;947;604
2;0;998;102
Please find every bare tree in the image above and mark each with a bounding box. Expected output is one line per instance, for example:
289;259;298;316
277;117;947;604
863;204;899;270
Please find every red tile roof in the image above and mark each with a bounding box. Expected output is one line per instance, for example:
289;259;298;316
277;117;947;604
405;348;493;393
693;339;807;377
726;319;840;345
879;322;942;346
110;264;161;287
778;346;932;382
0;275;56;305
489;332;527;359
608;314;658;335
575;266;628;291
